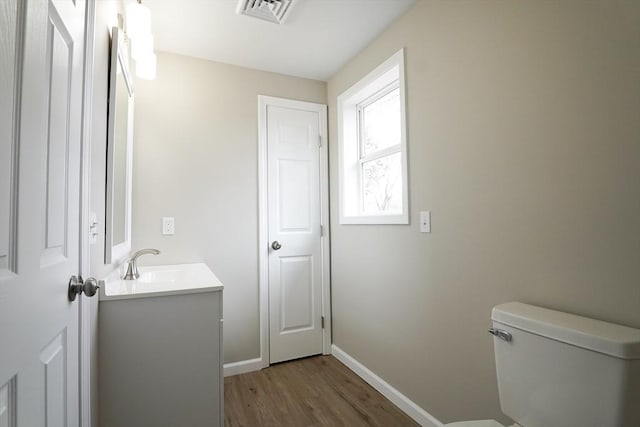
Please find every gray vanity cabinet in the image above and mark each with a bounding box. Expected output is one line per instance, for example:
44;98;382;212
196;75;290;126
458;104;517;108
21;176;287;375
99;284;223;427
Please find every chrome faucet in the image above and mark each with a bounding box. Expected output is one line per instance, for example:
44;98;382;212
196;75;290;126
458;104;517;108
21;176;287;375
123;248;160;280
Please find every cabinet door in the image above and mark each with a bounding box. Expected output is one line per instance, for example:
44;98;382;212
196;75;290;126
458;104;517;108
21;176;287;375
99;291;223;427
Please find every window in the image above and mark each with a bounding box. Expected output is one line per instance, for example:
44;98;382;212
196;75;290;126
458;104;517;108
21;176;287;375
338;49;408;224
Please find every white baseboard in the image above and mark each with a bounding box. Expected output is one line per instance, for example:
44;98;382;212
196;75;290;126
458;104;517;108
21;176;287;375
331;345;444;427
223;357;263;377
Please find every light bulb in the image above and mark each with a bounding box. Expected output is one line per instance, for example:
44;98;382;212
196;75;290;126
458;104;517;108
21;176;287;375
131;32;154;61
136;53;156;80
126;2;151;39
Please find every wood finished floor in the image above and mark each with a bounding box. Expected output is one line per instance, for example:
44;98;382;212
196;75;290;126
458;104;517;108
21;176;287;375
224;355;419;427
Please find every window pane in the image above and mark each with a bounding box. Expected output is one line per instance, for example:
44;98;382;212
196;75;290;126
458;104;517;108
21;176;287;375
361;87;400;157
361;152;402;215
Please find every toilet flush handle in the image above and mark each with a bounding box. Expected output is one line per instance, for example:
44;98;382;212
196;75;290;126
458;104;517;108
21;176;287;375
488;328;512;342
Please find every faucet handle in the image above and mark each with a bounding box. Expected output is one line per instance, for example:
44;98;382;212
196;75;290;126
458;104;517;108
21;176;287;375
131;248;161;259
122;258;138;280
122;248;160;280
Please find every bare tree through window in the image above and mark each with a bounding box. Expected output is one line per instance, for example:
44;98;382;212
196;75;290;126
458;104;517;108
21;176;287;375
359;86;402;214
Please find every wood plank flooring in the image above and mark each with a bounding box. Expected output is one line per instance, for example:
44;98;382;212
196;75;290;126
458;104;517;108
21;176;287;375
224;355;419;427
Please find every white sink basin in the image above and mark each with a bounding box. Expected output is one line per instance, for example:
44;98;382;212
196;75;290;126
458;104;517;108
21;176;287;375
138;269;184;283
101;263;223;301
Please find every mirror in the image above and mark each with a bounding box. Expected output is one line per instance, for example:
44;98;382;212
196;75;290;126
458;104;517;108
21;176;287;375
105;26;133;264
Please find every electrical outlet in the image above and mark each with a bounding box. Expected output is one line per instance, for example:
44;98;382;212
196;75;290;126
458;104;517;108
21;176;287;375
162;217;175;235
420;211;431;233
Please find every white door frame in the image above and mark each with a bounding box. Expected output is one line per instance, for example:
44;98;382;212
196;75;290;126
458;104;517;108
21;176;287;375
79;0;96;425
258;95;331;368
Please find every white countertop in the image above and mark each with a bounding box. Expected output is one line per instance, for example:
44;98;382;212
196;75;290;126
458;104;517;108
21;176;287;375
100;263;224;301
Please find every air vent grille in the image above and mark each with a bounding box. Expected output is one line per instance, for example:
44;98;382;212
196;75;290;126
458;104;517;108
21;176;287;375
236;0;295;25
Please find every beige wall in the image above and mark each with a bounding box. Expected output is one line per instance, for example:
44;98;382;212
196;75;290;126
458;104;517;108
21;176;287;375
328;0;640;424
132;52;327;363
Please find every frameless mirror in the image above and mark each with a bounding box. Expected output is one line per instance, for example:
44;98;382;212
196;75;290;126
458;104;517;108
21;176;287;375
105;26;133;264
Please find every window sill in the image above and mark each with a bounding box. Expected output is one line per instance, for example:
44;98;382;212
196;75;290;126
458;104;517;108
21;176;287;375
340;213;409;225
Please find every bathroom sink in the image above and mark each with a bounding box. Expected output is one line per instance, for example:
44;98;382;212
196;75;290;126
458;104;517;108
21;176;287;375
100;263;223;300
138;269;183;283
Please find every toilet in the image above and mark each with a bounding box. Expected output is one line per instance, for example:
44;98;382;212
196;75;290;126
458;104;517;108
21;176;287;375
446;302;640;427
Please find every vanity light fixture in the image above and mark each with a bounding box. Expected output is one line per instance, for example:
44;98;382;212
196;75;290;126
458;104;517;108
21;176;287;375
136;53;157;80
126;0;156;80
126;0;151;39
131;32;153;61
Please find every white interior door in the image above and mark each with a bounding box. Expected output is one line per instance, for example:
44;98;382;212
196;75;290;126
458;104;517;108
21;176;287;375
266;100;327;364
0;0;86;425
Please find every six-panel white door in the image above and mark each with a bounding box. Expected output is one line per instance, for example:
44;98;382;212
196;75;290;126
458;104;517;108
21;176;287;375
0;0;86;425
267;103;325;364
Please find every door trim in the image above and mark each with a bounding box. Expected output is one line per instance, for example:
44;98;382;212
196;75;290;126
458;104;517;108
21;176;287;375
257;95;331;368
79;1;96;426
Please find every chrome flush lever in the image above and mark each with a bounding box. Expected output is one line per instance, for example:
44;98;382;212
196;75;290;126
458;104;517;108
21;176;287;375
488;328;512;342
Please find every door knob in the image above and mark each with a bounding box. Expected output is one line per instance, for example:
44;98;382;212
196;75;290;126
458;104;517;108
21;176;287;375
271;241;282;250
68;275;101;301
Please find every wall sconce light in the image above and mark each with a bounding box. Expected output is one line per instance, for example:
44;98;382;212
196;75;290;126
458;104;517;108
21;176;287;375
131;32;153;61
126;0;156;80
126;1;151;39
136;53;157;80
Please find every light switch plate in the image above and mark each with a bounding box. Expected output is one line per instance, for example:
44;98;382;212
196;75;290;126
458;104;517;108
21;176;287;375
162;217;175;235
420;211;431;233
89;212;98;244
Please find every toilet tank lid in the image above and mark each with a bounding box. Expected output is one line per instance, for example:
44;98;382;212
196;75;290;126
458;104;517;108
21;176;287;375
492;302;640;360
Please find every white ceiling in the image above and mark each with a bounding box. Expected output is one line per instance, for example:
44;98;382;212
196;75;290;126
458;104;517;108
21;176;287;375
142;0;416;81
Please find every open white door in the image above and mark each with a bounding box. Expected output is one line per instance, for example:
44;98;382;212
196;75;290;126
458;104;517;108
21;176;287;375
261;97;330;364
0;0;88;425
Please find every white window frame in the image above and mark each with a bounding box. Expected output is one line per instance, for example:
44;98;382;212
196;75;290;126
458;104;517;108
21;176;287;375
338;49;409;224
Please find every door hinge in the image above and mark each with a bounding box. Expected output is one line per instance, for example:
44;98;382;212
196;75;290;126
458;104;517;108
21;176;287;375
320;225;324;236
321;316;325;329
318;135;322;147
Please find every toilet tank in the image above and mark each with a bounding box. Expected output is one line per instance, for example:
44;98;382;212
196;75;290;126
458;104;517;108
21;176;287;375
491;302;640;427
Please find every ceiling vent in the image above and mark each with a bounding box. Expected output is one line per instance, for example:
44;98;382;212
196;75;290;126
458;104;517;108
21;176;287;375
236;0;295;25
